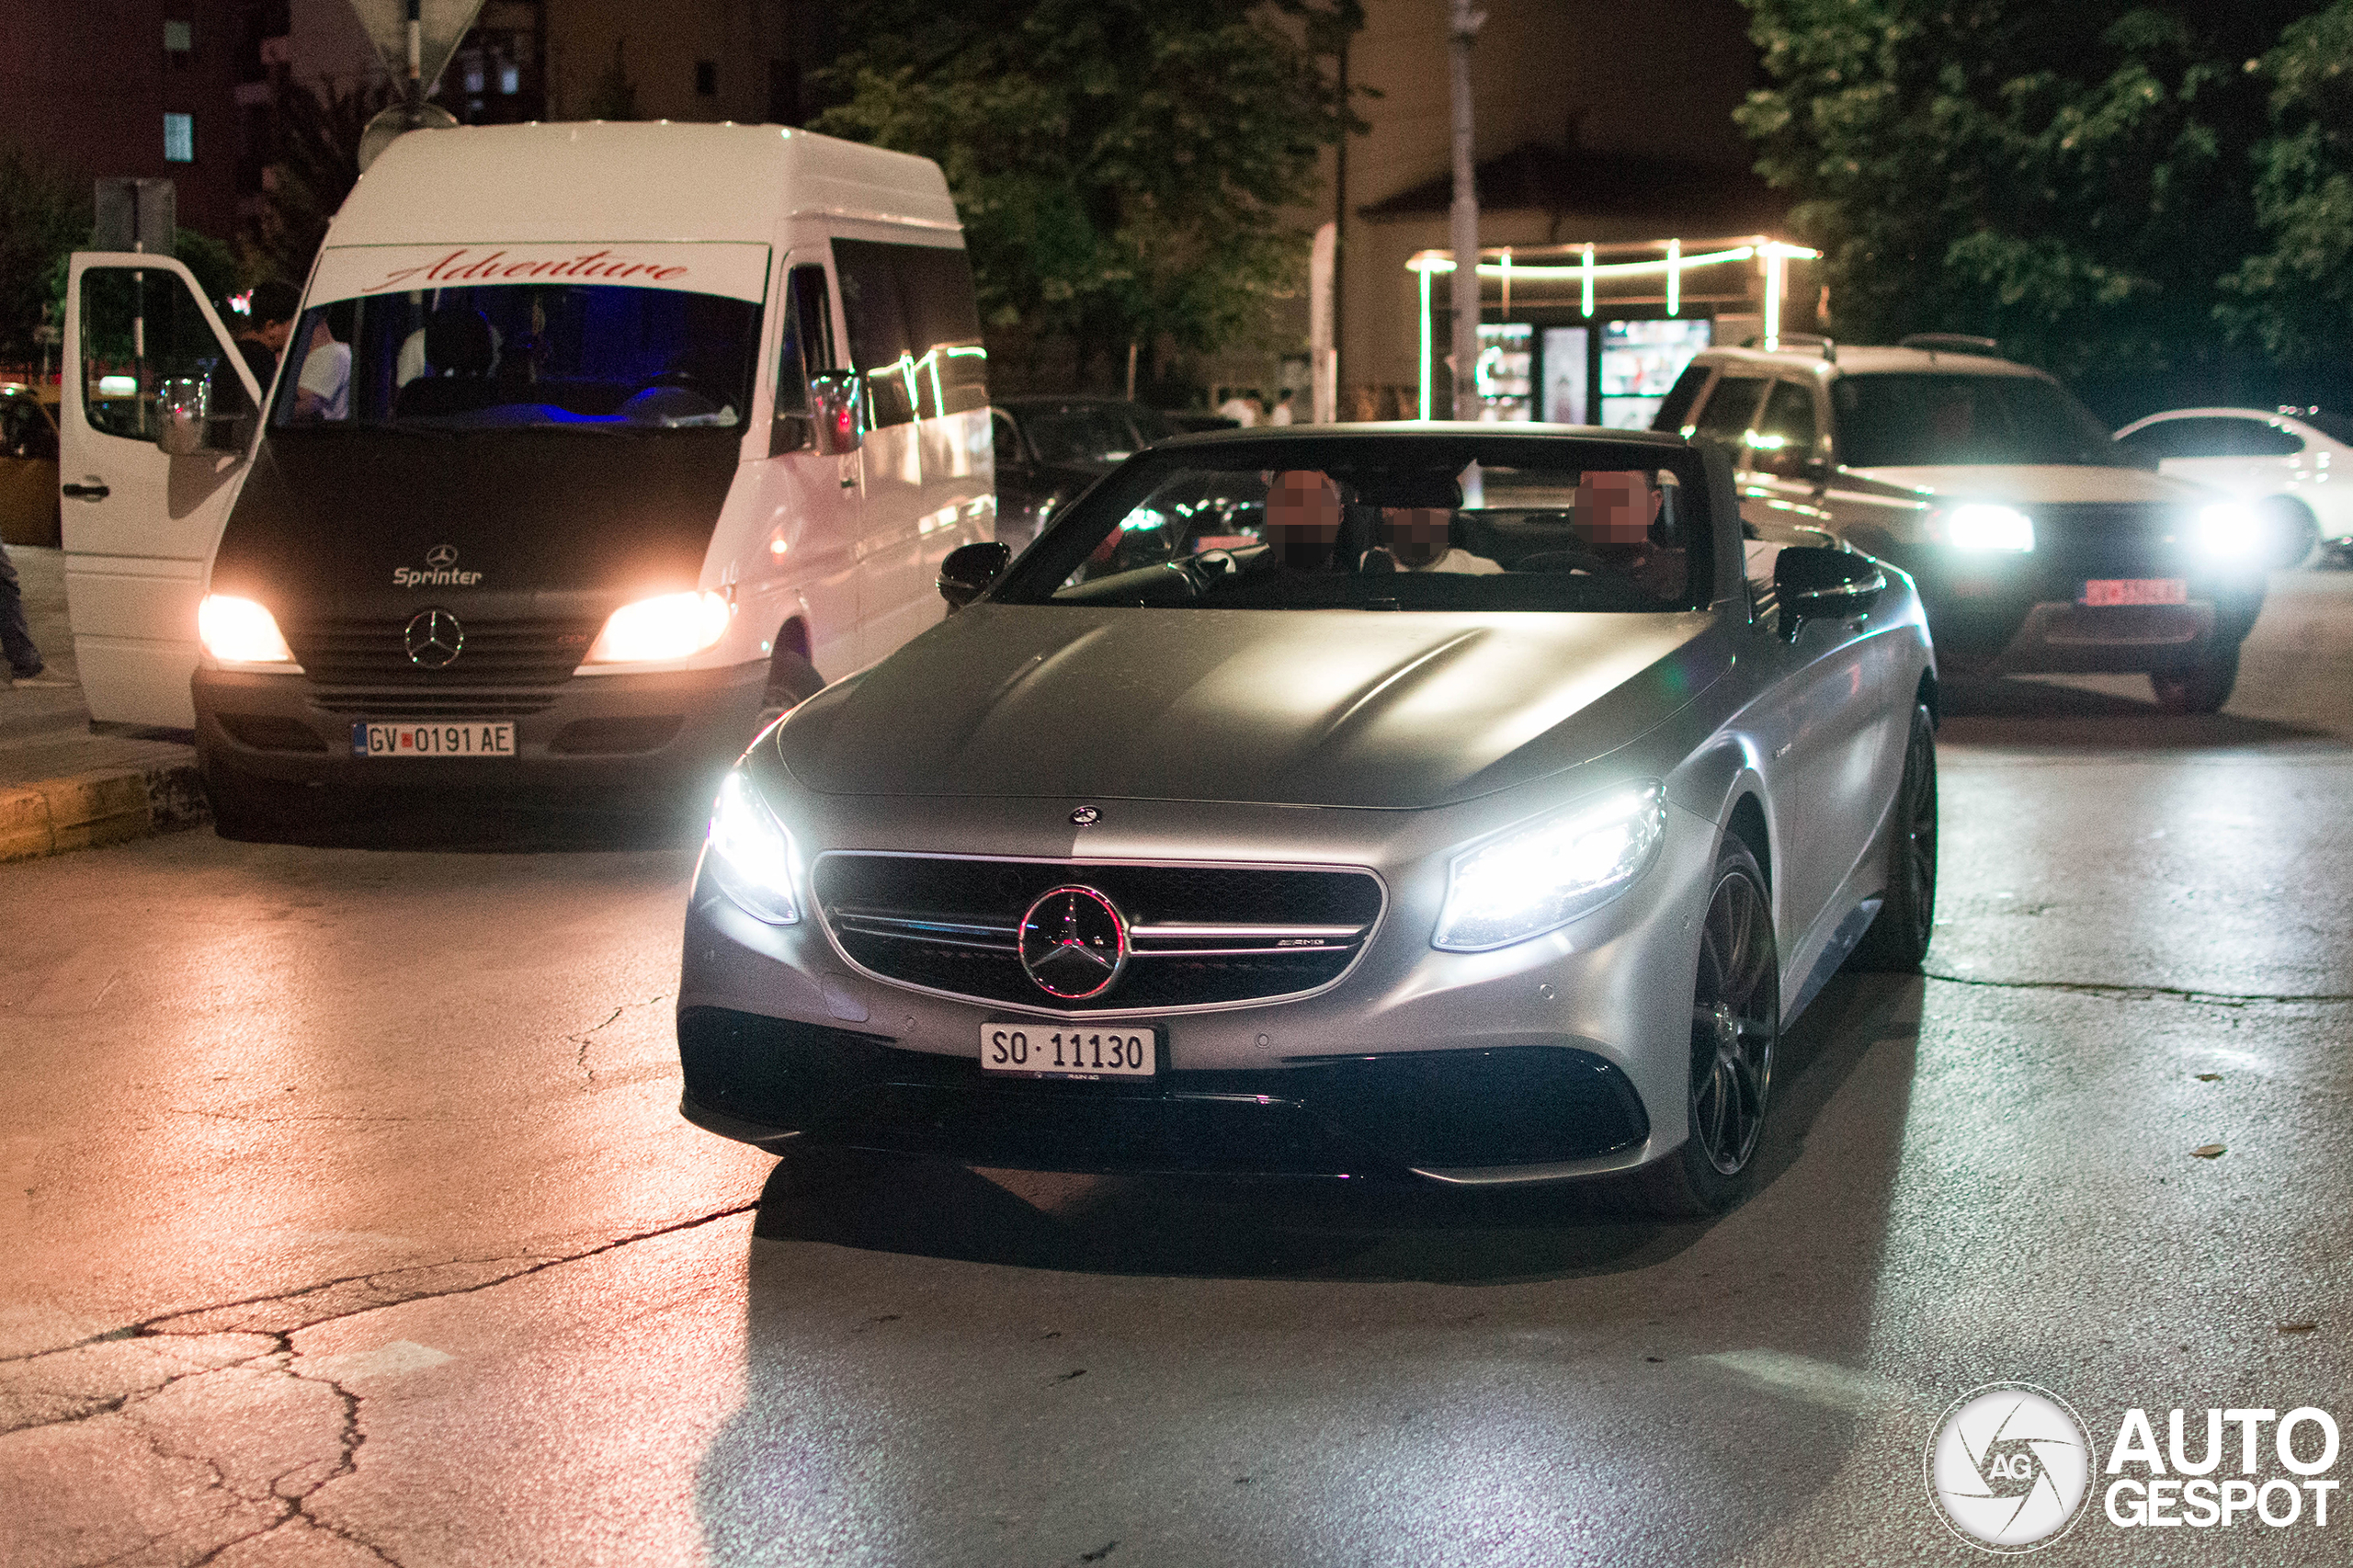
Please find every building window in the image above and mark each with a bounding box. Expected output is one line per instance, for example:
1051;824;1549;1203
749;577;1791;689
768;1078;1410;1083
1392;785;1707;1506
165;18;193;58
163;113;196;163
500;62;520;95
695;60;718;97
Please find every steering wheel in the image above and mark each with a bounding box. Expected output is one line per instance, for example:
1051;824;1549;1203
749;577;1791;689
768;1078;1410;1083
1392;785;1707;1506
1513;547;1612;575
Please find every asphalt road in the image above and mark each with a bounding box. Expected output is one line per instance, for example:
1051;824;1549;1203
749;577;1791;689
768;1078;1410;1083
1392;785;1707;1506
5;572;2352;1567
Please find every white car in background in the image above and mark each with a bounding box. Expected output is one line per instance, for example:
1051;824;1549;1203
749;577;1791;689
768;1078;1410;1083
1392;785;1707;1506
2112;406;2353;567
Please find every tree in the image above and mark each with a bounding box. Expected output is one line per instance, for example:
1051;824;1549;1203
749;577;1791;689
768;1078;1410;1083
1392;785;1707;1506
813;0;1358;388
1736;1;2315;386
0;140;88;361
243;74;396;288
2222;1;2353;362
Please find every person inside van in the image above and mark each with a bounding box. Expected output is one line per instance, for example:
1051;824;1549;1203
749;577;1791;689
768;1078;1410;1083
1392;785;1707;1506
232;281;300;389
292;313;352;422
394;307;500;418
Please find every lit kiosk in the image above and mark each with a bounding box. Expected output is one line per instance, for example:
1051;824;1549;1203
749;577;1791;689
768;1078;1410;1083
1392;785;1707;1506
1407;236;1821;426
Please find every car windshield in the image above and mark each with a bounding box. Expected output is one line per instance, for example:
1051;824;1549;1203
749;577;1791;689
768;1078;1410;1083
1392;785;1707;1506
1834;372;2122;468
269;284;761;433
1022;407;1144;467
993;435;1713;613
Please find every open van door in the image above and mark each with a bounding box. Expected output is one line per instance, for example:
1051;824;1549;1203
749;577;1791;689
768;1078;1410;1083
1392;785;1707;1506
61;252;263;729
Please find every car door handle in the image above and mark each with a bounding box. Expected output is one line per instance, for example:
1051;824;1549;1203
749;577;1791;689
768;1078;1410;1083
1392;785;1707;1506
61;482;108;499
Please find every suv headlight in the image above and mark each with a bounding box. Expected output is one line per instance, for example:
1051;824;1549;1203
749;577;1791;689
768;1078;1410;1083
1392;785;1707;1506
1434;783;1668;952
2194;501;2262;557
198;594;297;665
584;590;732;664
1928;503;2035;551
705;770;801;925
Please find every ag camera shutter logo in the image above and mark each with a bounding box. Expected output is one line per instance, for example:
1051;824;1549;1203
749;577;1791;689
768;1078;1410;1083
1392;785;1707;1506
1927;1383;2094;1552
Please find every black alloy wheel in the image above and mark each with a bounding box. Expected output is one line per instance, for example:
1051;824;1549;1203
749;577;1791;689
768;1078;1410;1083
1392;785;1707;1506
1850;700;1938;972
1636;836;1780;1215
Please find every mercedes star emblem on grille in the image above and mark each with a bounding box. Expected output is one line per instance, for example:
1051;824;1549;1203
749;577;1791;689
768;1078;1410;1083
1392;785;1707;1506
403;608;465;669
1070;805;1100;826
425;543;459;568
1017;885;1129;1000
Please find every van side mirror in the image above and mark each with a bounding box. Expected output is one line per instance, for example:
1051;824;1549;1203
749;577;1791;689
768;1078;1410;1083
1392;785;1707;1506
809;371;863;456
938;540;1011;611
1773;545;1885;640
154;377;209;457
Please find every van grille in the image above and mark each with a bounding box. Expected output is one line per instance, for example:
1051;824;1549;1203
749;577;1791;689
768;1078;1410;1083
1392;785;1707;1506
281;615;597;688
813;855;1385;1015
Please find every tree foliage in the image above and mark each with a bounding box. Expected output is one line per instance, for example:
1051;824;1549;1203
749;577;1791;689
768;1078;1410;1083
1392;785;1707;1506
1737;1;2320;382
243;74;395;289
0;140;88;360
812;0;1355;384
2223;1;2353;360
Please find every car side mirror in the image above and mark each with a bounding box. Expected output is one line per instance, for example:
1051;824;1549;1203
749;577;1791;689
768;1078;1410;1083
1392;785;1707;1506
154;377;209;457
1774;545;1886;640
938;540;1011;611
809;371;863;456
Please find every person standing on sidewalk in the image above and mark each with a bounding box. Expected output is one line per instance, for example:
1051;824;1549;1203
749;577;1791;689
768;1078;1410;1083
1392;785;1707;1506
0;539;47;685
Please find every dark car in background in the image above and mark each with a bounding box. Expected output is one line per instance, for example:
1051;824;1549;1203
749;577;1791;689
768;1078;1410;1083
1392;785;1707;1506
1658;337;2273;711
0;384;63;548
991;397;1185;550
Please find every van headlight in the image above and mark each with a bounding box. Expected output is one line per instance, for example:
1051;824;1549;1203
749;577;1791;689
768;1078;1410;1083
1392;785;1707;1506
198;594;298;665
705;770;801;925
1929;503;2035;551
1434;783;1668;952
583;590;732;664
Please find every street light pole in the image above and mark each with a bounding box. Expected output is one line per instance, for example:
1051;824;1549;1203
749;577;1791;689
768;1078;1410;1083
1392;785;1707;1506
1448;0;1484;422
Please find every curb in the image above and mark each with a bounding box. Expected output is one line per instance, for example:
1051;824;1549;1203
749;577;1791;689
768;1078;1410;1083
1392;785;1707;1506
0;760;210;864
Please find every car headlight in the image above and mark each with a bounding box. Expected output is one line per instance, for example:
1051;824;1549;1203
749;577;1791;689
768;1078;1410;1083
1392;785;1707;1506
1929;503;2035;551
2194;501;2262;557
583;590;732;664
1434;783;1668;952
705;769;801;925
198;594;297;665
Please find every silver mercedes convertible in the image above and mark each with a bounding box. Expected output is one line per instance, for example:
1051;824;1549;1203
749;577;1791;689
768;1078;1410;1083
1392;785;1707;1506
676;426;1937;1212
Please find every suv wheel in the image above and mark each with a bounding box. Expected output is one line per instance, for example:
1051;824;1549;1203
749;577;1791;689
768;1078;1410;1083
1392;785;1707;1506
2150;640;2241;715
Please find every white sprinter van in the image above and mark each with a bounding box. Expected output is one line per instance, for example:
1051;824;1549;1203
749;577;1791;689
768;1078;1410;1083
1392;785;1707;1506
62;121;994;835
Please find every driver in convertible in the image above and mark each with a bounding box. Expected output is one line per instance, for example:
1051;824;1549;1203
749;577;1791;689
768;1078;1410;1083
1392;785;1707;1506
1574;470;1688;602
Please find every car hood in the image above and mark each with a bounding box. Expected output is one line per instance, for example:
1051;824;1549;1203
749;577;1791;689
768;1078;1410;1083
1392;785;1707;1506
1844;464;2205;506
774;605;1729;809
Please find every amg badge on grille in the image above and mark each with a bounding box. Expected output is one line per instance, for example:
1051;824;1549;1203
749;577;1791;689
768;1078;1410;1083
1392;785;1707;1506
1017;885;1128;1000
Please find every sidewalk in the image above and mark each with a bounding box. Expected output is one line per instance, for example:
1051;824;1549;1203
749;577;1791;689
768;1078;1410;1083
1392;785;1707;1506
1;545;208;861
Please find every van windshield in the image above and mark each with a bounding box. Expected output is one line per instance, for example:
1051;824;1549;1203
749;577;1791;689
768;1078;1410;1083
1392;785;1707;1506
1832;373;2124;469
269;284;762;433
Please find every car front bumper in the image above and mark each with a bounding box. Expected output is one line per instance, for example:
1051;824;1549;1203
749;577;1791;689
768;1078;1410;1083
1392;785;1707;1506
193;660;768;796
676;787;1729;1185
1870;544;2267;672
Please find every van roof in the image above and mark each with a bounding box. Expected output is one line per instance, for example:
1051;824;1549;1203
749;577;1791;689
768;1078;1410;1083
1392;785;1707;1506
330;121;959;247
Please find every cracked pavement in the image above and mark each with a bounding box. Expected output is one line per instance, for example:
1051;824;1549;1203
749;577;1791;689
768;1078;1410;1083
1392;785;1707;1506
3;573;2351;1564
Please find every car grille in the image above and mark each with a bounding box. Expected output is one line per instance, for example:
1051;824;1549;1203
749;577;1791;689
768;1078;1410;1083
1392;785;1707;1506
813;855;1385;1015
2031;501;2193;578
281;615;598;688
307;688;559;717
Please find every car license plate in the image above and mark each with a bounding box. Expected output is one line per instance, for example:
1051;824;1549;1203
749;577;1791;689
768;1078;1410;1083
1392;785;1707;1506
352;722;517;758
2081;578;2188;607
980;1021;1156;1080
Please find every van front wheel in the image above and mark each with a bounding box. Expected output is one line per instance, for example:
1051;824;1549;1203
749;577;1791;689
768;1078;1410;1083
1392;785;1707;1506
752;648;825;734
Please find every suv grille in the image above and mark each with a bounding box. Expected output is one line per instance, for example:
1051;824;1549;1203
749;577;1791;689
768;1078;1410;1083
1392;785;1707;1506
281;615;598;688
813;855;1385;1014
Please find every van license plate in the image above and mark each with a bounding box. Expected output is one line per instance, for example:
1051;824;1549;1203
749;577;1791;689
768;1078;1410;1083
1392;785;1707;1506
980;1021;1156;1080
352;722;517;758
2081;578;2187;606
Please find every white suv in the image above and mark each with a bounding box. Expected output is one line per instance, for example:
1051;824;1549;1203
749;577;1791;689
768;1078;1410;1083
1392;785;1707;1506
1655;336;2272;712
